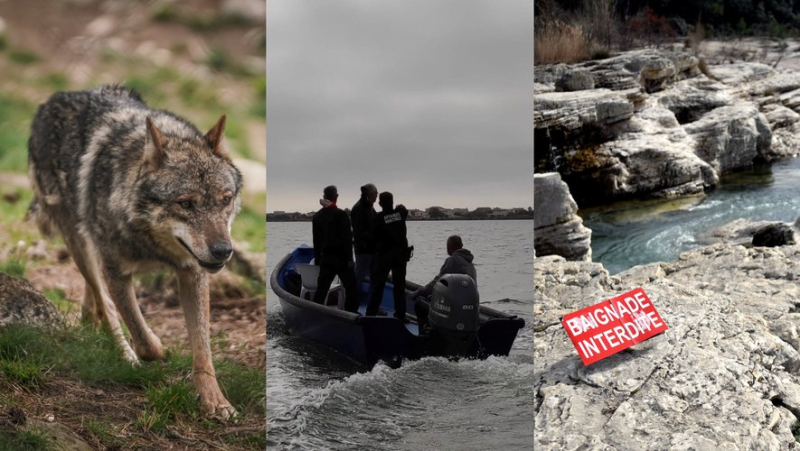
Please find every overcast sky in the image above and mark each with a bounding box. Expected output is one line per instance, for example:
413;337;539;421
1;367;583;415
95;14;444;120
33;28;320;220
266;1;533;213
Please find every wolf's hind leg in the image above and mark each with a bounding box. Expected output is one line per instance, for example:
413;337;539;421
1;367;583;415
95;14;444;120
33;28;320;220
66;234;138;363
103;269;164;362
80;281;99;327
176;268;236;420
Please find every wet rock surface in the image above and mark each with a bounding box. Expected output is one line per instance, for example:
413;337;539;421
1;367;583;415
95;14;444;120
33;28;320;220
535;243;800;449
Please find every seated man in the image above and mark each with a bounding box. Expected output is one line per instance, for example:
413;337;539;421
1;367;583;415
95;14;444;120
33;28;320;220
408;235;476;332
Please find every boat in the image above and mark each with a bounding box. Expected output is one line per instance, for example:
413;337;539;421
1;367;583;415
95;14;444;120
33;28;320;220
270;245;526;367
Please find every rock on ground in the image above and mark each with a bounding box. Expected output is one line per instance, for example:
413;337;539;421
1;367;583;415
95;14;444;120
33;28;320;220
534;172;592;261
753;223;796;247
535;243;800;449
696;218;780;246
0;272;62;329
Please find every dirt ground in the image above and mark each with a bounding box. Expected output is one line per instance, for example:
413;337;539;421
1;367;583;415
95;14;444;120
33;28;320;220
25;254;266;370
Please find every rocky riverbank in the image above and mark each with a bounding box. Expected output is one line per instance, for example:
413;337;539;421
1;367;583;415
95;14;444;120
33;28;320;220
535;48;800;209
534;240;800;449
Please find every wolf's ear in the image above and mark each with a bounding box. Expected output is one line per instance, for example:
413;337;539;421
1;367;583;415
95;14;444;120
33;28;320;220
144;115;165;170
205;114;228;159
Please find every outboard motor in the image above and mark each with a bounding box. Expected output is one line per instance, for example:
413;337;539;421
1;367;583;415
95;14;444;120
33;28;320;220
428;274;479;357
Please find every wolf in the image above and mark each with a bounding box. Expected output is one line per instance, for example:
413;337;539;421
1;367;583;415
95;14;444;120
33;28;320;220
27;85;242;419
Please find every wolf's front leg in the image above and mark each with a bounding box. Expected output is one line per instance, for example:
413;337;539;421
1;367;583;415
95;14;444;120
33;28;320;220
104;268;164;361
176;268;236;420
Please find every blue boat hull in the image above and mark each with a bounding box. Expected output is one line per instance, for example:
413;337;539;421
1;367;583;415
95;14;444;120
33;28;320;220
271;246;524;366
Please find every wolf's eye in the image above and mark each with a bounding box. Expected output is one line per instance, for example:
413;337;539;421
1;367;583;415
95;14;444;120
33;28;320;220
179;200;194;210
222;195;232;206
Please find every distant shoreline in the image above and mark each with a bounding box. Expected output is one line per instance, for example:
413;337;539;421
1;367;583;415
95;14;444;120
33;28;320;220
267;206;533;222
265;215;534;223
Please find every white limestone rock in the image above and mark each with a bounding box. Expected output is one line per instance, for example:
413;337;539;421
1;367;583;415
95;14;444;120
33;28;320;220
534;173;592;262
535;244;800;449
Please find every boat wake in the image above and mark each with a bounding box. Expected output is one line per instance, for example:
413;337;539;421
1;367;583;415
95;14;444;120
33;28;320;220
267;355;533;450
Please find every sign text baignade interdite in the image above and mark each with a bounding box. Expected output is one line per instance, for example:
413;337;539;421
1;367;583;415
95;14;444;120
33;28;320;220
561;288;669;365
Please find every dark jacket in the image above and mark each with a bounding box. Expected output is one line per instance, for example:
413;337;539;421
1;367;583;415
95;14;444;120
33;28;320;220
312;205;354;266
372;205;408;255
418;248;477;298
351;196;376;255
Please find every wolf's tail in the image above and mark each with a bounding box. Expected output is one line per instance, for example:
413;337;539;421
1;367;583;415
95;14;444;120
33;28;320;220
26;163;58;238
25;196;57;238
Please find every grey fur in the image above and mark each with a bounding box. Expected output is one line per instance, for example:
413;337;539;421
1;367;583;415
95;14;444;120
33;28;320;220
28;85;242;419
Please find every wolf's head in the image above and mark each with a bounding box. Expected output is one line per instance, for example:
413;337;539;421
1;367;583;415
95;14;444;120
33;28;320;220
133;115;243;273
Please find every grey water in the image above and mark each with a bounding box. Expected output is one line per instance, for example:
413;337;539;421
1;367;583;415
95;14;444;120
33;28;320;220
266;220;533;450
582;158;800;275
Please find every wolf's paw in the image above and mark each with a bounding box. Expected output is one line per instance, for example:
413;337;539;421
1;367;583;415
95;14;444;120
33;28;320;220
198;393;238;421
133;334;164;361
122;346;140;365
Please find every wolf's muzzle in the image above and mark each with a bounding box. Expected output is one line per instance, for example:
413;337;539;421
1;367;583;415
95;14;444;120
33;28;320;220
210;240;233;260
177;238;229;273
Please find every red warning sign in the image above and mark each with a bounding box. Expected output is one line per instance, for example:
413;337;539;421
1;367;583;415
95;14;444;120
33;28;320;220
561;288;668;366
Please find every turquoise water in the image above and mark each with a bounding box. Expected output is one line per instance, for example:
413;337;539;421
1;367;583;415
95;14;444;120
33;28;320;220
581;158;800;275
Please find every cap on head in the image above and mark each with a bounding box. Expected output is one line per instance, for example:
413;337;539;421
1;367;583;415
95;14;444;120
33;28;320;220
446;235;463;255
323;185;338;201
378;191;393;210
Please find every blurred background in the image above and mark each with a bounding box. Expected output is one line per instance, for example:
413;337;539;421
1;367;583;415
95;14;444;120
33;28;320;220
0;0;266;251
0;1;266;448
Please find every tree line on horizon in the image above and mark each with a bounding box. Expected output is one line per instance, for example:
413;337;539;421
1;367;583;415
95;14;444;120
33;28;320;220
535;0;800;64
266;206;534;222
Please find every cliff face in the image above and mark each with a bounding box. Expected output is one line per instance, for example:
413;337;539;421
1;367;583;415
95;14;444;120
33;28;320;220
534;172;592;261
535;49;800;208
535;243;800;449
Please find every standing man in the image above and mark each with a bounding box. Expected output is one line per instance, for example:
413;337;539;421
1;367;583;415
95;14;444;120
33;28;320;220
311;185;358;313
350;183;378;303
367;192;410;322
408;235;477;332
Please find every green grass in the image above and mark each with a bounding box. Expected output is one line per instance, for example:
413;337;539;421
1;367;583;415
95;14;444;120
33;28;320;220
0;257;26;278
0;428;52;451
35;73;69;92
217;359;265;416
0;326;48;387
224;115;252;159
64;328;175;387
232;205;266;252
0;189;32;219
0;95;36;173
0;359;46;387
0;324;265;435
151;2;179;22
83;418;122;448
252;76;266;118
134;408;165;433
7;49;39;65
205;48;253;77
143;380;198;432
43;288;73;314
124;74;168;108
177;77;221;111
187;12;253;32
135;270;173;293
224;432;267;449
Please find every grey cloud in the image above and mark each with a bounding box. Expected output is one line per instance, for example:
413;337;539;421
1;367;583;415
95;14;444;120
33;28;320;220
267;0;533;212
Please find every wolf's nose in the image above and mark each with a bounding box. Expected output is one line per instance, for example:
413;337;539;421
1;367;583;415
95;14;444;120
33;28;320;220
210;240;232;260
